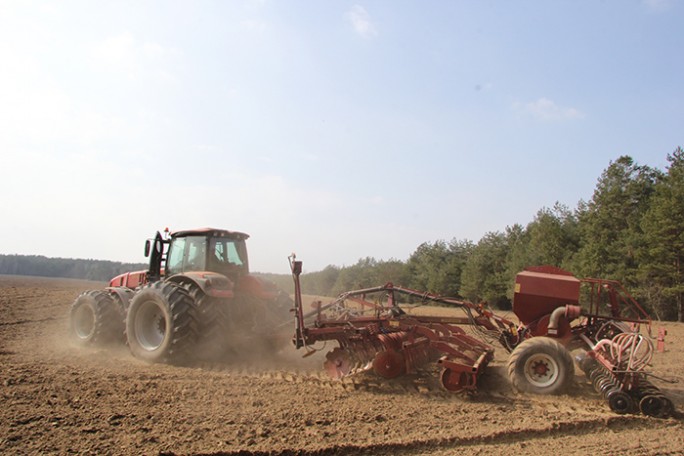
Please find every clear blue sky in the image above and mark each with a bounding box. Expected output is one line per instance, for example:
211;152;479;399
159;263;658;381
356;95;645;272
1;1;682;274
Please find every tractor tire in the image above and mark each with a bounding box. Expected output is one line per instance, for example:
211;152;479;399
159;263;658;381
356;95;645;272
188;286;231;361
125;281;198;364
69;290;125;346
507;337;574;395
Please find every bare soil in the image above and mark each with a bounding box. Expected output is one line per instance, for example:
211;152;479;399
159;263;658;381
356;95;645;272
1;275;683;455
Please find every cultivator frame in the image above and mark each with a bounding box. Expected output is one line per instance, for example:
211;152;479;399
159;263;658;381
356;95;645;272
290;257;519;393
290;258;676;417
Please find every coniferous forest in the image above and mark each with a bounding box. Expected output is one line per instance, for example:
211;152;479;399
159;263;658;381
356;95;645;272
297;148;684;321
0;255;147;283
2;148;683;321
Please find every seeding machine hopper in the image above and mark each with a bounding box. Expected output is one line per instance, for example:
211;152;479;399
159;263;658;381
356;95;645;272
290;258;675;417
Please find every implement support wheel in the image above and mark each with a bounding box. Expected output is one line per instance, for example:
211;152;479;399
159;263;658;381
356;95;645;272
507;337;574;395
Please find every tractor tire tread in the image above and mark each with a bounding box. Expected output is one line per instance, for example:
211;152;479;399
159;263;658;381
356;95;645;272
70;290;125;346
126;281;199;364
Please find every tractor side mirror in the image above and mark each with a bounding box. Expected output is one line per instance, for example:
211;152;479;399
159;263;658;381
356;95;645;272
144;240;151;257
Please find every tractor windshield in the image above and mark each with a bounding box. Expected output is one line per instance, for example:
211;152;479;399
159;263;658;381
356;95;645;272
165;234;248;276
166;235;207;274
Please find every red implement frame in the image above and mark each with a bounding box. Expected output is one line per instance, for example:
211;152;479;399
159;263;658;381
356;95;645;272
290;258;518;393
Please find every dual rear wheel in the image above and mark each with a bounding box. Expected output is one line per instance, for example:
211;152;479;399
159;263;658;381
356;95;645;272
70;281;288;364
70;290;124;345
70;282;200;364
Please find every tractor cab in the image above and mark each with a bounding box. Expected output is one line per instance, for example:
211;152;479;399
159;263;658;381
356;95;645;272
146;228;250;280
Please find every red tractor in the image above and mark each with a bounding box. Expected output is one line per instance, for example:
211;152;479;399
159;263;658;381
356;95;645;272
69;228;292;364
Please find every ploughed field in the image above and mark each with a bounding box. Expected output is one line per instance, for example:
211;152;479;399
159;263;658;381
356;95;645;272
1;275;683;455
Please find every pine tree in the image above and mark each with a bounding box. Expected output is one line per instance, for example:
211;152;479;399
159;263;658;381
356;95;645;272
460;231;511;309
640;147;684;321
575;156;660;288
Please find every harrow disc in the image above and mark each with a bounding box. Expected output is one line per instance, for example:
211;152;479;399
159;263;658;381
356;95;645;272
372;350;406;379
324;348;353;379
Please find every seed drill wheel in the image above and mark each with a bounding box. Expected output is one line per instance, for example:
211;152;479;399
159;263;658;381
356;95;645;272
69;290;124;346
125;281;198;364
507;337;574;394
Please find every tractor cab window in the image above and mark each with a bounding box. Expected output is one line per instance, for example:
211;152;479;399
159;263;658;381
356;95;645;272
185;236;207;271
208;237;248;274
166;236;207;274
165;237;186;275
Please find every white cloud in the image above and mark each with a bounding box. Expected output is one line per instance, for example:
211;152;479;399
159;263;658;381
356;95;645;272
514;97;585;121
642;0;673;12
345;5;378;39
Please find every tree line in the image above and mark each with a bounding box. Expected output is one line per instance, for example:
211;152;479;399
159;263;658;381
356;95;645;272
2;148;682;321
0;254;147;282
298;148;684;322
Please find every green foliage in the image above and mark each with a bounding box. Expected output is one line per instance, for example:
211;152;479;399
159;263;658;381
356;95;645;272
406;239;473;297
505;204;580;298
460;231;511;309
0;254;146;282
639;147;684;321
301;265;341;296
329;257;409;296
573;156;660;287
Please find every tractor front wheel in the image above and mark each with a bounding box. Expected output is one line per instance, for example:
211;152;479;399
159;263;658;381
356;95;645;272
507;337;574;395
126;281;198;364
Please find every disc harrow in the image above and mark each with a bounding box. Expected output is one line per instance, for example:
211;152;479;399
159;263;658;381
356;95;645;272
289;258;518;393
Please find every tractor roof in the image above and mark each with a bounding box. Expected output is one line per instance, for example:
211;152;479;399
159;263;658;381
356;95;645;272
170;227;250;240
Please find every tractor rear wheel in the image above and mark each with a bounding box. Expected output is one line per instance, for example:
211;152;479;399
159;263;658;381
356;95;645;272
69;290;124;346
507;337;574;394
188;286;231;361
125;281;198;364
